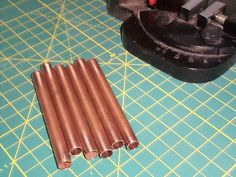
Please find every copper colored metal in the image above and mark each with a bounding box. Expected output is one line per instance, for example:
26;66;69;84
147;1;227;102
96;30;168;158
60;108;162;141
75;59;124;150
66;64;112;158
41;63;82;155
32;71;71;169
86;59;139;150
54;65;98;160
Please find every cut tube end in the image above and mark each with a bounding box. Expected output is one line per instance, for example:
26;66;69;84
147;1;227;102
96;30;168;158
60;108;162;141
86;58;97;63
58;160;71;169
70;147;82;155
54;64;65;70
75;58;85;67
100;149;113;158
32;71;42;88
41;62;53;72
112;140;124;149
84;151;99;160
32;70;41;77
126;141;139;150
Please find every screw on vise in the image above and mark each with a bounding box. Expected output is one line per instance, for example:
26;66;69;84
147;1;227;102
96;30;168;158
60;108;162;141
197;1;226;27
195;1;236;38
214;14;236;38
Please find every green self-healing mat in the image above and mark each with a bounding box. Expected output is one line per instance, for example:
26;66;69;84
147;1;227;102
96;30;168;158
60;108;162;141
0;0;236;176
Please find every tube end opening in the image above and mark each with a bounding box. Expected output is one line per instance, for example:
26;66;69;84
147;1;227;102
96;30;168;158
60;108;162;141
75;58;85;66
127;141;139;150
112;140;124;149
54;64;64;70
84;151;99;160
41;62;52;72
58;161;71;169
87;58;97;63
100;149;113;158
32;70;40;77
70;147;82;155
32;71;42;87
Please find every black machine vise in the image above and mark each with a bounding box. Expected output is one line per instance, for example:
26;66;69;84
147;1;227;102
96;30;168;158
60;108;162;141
105;0;236;82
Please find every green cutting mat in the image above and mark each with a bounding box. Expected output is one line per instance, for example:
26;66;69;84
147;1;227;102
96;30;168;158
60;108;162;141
0;0;236;176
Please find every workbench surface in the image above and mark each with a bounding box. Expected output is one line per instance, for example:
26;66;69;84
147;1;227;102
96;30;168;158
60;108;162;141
0;0;235;176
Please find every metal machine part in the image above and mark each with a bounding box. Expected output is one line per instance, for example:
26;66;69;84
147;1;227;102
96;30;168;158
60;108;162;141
179;0;208;21
215;13;236;38
197;1;226;27
105;0;236;82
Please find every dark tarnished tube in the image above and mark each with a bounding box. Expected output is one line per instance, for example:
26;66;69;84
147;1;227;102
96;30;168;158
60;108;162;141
32;71;71;169
67;64;112;158
75;59;124;149
54;65;98;160
41;63;82;155
86;59;139;150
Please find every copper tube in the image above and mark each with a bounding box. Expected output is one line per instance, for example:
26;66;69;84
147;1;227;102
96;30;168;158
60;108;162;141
41;63;82;155
86;59;139;150
75;59;124;149
54;65;98;160
32;71;71;169
66;64;112;158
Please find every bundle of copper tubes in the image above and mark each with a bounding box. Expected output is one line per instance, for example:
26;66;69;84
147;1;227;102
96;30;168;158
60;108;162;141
32;58;139;169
